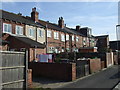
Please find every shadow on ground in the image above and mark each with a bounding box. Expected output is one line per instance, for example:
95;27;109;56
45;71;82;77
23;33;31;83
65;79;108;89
33;77;68;84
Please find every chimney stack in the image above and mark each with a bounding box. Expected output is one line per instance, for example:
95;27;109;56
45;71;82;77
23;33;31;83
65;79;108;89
58;17;64;29
76;25;80;31
31;7;39;22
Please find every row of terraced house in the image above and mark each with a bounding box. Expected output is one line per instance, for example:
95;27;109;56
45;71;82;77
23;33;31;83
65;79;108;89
1;7;100;62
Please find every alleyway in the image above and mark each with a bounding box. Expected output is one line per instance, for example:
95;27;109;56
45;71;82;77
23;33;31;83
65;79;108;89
59;65;120;89
33;65;120;89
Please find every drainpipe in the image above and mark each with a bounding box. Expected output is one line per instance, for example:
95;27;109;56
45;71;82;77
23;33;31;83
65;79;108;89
34;45;37;62
36;26;37;41
45;24;48;54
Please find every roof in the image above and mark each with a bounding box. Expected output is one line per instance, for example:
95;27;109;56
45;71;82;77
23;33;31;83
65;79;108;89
1;10;43;28
95;35;109;38
10;34;46;48
39;20;68;33
67;28;86;36
39;20;85;36
109;40;120;42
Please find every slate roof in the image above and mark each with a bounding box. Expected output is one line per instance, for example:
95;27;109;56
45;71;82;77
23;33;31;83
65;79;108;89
1;10;43;27
95;35;109;38
9;34;46;48
1;9;87;37
66;28;86;36
39;20;85;36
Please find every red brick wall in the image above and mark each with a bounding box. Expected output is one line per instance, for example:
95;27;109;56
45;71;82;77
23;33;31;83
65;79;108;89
79;48;97;53
101;61;105;69
0;45;8;51
89;59;101;73
106;52;114;67
29;62;76;81
47;29;66;52
29;48;46;62
27;69;32;88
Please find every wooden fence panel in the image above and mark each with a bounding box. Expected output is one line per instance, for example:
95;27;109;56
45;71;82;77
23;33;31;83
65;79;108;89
0;51;27;89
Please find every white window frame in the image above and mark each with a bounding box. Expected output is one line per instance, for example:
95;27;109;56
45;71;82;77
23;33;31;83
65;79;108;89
38;29;44;37
16;25;23;35
61;34;65;42
47;30;52;37
54;32;59;39
66;34;69;40
72;35;74;41
76;36;79;42
29;28;34;37
83;37;86;45
3;23;12;34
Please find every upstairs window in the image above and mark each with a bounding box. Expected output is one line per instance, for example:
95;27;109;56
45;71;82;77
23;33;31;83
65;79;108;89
66;35;69;40
39;29;44;37
54;32;59;39
47;30;52;37
61;34;65;42
3;23;12;33
72;35;74;41
76;36;79;42
16;25;23;35
29;28;34;37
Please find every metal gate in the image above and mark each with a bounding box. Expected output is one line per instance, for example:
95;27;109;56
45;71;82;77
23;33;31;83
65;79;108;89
0;51;28;89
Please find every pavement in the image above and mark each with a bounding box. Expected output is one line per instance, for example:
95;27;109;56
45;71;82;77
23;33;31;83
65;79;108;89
32;65;120;89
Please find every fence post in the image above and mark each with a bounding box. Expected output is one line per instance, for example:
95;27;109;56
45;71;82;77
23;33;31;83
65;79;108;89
25;50;28;89
0;52;2;90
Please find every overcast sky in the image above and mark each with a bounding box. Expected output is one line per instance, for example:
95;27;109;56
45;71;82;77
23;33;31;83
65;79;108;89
1;2;118;41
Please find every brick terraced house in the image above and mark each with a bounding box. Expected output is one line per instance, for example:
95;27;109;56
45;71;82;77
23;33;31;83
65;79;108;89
1;7;97;57
0;9;46;62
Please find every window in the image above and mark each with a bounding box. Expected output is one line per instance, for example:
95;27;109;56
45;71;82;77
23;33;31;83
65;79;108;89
72;35;74;41
83;37;86;45
61;34;65;42
47;30;52;37
39;29;43;37
66;35;69;40
54;32;59;39
3;23;12;33
29;28;34;37
16;25;23;35
48;47;54;53
55;48;58;53
76;36;79;42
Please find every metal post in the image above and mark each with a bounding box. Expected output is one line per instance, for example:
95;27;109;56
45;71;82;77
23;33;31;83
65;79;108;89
25;50;28;89
116;25;120;64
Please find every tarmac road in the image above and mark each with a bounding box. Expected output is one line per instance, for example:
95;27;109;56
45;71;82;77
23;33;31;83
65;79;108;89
60;65;120;89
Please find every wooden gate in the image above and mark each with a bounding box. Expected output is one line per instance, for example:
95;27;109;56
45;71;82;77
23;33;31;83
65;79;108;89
0;51;28;89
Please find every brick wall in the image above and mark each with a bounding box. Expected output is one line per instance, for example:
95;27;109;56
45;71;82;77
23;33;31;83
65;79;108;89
0;44;8;51
79;48;97;53
89;59;101;74
29;62;76;81
47;29;66;53
29;48;46;62
27;69;32;88
106;52;114;67
101;61;105;69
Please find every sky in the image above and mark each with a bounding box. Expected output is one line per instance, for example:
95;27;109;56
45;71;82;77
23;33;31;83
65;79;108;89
1;1;118;41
